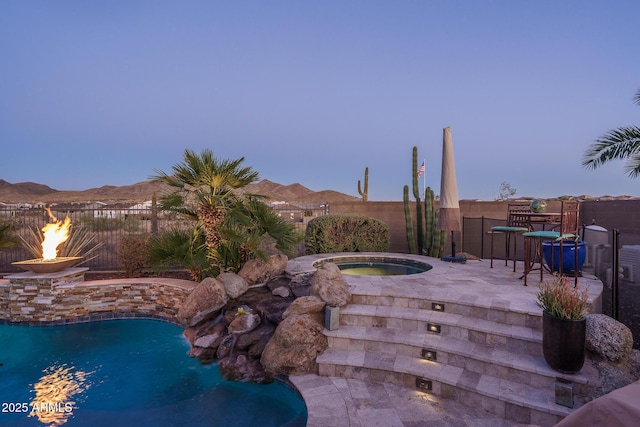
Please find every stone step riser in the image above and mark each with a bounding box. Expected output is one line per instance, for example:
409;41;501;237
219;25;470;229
339;312;542;356
318;361;442;393
351;293;542;331
316;361;563;426
326;292;581;422
326;334;553;388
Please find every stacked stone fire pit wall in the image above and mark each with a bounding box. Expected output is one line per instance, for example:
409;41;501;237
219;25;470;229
0;269;196;324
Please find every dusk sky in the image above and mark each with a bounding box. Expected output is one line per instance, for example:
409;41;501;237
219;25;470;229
2;1;639;201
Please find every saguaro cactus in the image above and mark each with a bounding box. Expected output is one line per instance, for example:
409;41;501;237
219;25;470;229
403;147;445;257
403;185;416;254
411;147;424;253
358;167;369;202
424;186;446;258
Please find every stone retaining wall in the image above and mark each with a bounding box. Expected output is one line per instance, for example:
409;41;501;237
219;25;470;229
0;273;196;325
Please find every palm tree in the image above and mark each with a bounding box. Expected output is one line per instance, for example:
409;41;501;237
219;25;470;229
583;89;640;178
216;195;299;271
153;149;259;259
147;225;213;281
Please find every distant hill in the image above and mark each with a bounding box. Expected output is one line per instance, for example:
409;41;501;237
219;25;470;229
0;179;58;200
0;179;359;204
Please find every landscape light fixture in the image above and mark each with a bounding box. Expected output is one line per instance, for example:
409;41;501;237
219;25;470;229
427;323;441;334
431;302;445;312
421;349;437;361
415;377;433;391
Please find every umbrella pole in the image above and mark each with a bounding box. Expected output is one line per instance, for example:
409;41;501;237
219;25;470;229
450;231;455;256
442;230;466;263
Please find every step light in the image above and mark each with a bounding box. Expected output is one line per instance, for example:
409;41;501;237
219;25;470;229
421;349;437;361
427;323;441;333
431;302;445;312
415;377;432;391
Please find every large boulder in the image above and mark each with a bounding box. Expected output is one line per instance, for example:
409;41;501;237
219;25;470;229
310;262;352;307
238;253;288;285
282;295;326;318
228;313;261;335
217;272;249;299
219;354;274;384
261;314;328;376
177;277;228;327
255;298;294;324
236;322;277;355
586;314;634;362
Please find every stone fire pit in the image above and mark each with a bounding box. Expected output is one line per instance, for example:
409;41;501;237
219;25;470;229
12;256;83;274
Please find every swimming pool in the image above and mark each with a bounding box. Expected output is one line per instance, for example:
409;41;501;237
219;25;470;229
0;320;307;427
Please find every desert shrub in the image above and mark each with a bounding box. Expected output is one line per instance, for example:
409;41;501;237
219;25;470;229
0;221;18;250
117;233;149;277
304;214;390;254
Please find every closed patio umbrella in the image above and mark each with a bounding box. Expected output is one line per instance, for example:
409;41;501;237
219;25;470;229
437;126;465;262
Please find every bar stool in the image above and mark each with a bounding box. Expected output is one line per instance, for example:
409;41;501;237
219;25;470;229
489;202;531;272
522;200;580;286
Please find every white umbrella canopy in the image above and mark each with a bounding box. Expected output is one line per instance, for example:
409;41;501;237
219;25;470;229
437;126;462;232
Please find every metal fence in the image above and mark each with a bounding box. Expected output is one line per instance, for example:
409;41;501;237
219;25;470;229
0;204;329;273
596;230;640;350
461;216;507;259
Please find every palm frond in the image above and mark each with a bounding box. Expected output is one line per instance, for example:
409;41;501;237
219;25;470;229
584;88;640;178
582;126;640;177
147;225;214;280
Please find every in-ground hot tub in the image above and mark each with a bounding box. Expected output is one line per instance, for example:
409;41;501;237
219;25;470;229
313;255;432;276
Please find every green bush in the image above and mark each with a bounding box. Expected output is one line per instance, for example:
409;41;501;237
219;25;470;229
305;214;390;254
117;233;150;278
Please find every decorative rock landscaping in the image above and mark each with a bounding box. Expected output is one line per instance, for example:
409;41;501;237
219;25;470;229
586;313;634;362
181;259;352;383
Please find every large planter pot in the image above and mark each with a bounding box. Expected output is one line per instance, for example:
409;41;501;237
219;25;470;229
542;311;586;373
542;241;586;274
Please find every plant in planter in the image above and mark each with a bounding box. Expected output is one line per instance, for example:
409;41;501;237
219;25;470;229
537;275;589;373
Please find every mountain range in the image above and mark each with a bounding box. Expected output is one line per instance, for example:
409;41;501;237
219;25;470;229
0;179;359;204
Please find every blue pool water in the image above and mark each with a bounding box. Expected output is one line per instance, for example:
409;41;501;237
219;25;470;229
0;320;307;427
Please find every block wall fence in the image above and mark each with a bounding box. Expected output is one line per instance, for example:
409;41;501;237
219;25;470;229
329;200;640;254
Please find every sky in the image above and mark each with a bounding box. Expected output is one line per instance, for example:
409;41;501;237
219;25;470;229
1;1;639;201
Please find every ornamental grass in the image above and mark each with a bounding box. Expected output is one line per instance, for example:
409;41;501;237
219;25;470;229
536;275;589;320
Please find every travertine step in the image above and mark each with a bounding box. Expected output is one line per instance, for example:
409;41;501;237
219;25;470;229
323;323;588;390
316;348;573;425
339;304;543;357
318;298;589;425
350;292;542;331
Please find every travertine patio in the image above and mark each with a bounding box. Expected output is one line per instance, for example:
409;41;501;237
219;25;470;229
288;253;603;427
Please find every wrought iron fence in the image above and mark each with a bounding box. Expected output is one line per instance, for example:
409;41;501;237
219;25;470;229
0;204;329;273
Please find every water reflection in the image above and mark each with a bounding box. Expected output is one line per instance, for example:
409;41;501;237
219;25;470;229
29;364;92;426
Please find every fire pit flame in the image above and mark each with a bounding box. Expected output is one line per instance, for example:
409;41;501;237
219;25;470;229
42;208;72;260
12;208;82;274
